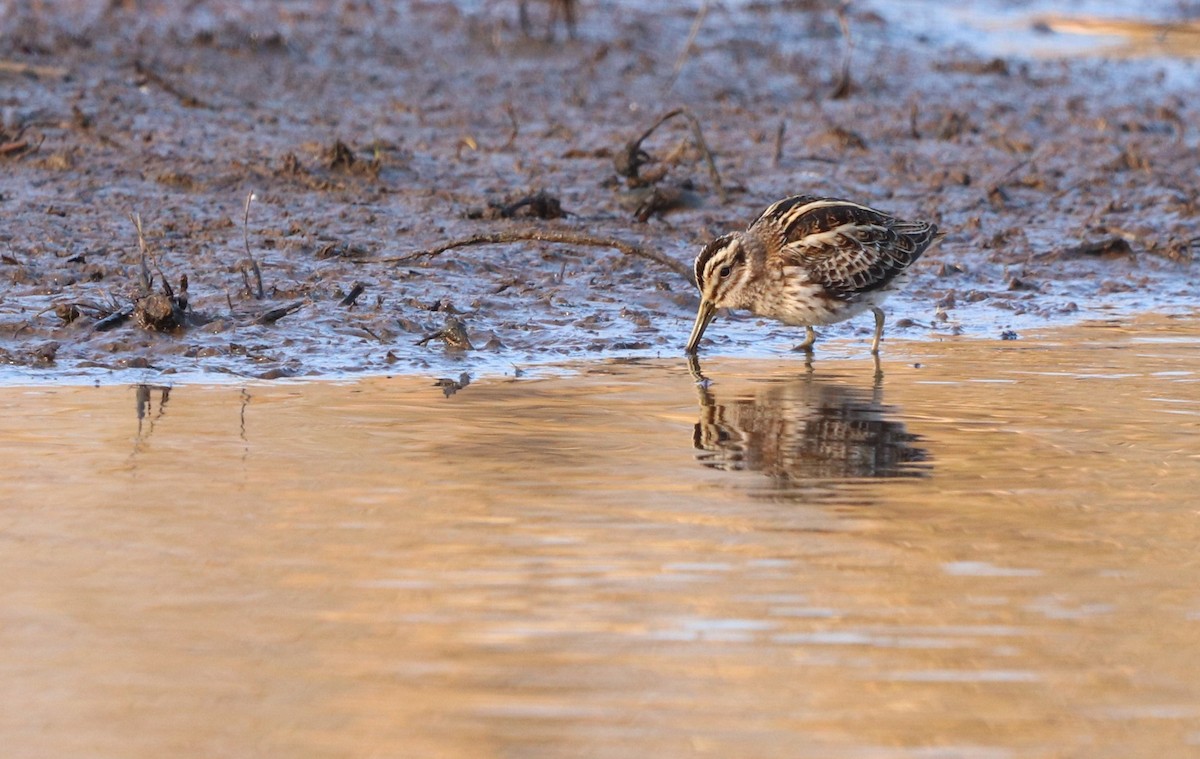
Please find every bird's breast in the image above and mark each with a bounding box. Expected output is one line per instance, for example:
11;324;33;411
750;266;901;326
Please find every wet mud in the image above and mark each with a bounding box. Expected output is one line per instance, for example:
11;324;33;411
0;1;1197;380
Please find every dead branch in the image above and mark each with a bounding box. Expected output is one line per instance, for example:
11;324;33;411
831;2;854;99
465;189;566;220
256;301;305;325
500;103;519;151
94;304;136;332
0;59;70;79
133;59;212;109
358;229;694;284
0;131;43;159
616;106;727;204
340;282;367;307
665;0;709;93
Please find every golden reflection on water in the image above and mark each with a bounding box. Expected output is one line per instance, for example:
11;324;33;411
1031;15;1200;58
691;364;929;495
2;316;1200;758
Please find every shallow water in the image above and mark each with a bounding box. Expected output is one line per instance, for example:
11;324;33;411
3;315;1200;758
888;0;1200;60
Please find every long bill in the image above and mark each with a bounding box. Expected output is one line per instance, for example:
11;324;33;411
685;300;717;354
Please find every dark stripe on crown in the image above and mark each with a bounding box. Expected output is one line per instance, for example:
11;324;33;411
693;233;736;286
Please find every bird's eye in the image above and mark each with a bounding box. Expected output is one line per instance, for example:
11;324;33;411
718;265;732;278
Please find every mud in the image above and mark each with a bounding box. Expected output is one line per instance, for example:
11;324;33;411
0;1;1197;381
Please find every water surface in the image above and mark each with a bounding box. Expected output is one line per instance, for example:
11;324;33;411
2;316;1200;758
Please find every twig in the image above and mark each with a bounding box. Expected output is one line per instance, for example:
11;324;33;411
133;59;211;109
908;100;921;139
831;2;854;99
0;59;70;79
677;108;728;204
773;120;786;166
794;154;839;164
0;126;41;158
94;304;135;332
256;301;304;325
340;282;367;307
359;229;694;284
623;107;727;204
242;191;265;299
500;103;519;151
130;212;153;294
665;0;709;93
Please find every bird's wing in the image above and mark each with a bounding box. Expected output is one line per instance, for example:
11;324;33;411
761;198;938;299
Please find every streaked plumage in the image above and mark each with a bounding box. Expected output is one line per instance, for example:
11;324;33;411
693;375;929;487
685;195;939;356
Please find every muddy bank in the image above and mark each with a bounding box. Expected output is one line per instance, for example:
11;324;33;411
0;1;1197;380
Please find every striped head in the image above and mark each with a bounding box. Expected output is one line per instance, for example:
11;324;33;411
686;232;755;353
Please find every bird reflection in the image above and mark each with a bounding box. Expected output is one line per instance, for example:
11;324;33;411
135;384;171;436
690;358;928;492
128;383;172;462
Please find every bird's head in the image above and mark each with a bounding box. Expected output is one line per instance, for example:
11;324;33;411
686;232;754;353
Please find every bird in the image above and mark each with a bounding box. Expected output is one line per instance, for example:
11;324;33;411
685;195;939;356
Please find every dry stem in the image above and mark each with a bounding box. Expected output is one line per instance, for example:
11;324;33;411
0;60;69;79
633;107;727;204
831;2;854;99
130;212;154;294
665;0;709;93
243;191;265;299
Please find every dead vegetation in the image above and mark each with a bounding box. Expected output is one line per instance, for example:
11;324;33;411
519;0;578;41
613;107;727;207
0;121;41;160
465;189;567;220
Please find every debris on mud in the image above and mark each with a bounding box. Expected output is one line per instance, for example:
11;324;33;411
0;122;40;160
340;282;368;308
129;213;194;332
255;301;305;325
623;184;704;223
0;341;59;366
465;190;567;220
134;275;189;332
132;58;211;109
326;140;358;172
418;318;475;351
614;107;727;207
1058;237;1134;259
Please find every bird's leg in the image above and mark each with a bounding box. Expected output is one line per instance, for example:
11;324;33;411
792;326;817;353
870;307;885;355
